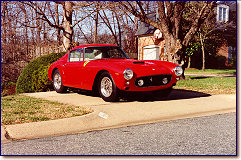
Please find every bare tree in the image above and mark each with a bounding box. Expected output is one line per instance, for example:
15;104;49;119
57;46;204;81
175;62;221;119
99;8;121;46
119;1;215;67
21;1;95;51
1;1;139;83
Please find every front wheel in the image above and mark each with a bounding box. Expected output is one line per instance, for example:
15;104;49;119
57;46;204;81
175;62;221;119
53;69;67;93
98;72;119;102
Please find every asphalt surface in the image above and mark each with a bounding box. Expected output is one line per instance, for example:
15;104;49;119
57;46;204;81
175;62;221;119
1;113;236;156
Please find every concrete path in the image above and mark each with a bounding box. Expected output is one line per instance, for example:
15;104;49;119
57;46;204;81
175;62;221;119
185;73;236;77
2;90;236;142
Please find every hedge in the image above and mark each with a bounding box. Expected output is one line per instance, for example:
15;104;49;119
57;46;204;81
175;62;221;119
16;52;66;93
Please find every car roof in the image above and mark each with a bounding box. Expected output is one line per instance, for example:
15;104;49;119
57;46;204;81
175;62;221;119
71;44;118;50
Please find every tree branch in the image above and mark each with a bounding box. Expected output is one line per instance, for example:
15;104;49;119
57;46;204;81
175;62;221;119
182;1;215;47
173;1;185;39
71;11;95;28
119;1;160;29
157;1;170;34
21;1;64;30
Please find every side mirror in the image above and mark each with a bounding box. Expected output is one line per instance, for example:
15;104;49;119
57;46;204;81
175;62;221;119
130;57;134;60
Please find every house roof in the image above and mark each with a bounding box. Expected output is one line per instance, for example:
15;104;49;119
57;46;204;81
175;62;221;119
135;14;157;36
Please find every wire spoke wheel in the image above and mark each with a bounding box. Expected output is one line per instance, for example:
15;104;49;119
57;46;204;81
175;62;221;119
100;77;113;97
53;72;62;90
98;72;119;102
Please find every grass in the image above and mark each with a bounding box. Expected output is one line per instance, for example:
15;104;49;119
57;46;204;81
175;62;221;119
1;95;93;125
174;76;236;95
185;69;236;75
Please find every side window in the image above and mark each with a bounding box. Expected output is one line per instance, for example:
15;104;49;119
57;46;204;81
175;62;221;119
84;48;103;61
69;49;83;62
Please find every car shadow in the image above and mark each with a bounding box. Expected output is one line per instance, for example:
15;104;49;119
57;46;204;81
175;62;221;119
67;88;211;102
189;76;209;79
119;89;211;102
64;88;99;97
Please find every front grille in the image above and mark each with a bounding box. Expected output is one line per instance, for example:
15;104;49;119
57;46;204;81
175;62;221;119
135;74;172;87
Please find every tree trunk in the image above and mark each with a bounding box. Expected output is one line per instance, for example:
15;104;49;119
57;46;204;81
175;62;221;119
114;10;121;47
62;1;73;51
2;2;7;44
2;2;7;62
24;10;29;58
164;34;182;65
200;33;205;72
43;22;47;42
187;56;191;68
35;11;41;44
164;34;186;79
94;2;99;44
55;3;61;48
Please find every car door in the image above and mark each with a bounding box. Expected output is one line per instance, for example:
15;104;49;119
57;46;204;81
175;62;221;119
80;47;103;89
63;48;85;88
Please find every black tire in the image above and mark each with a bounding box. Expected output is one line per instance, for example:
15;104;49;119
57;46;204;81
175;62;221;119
152;87;172;98
52;69;67;93
98;72;119;102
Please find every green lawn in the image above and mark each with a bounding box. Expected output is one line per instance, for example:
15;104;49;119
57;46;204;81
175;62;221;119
174;76;236;95
1;95;92;125
1;74;236;125
185;69;236;75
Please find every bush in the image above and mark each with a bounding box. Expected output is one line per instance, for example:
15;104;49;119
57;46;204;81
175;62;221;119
1;81;16;96
16;52;66;93
230;57;236;67
31;65;52;92
215;55;226;68
1;81;16;91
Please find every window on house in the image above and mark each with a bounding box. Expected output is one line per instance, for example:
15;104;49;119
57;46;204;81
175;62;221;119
228;46;236;64
217;5;229;22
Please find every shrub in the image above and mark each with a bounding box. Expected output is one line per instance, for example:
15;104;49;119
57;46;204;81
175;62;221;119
1;81;16;96
1;81;16;91
230;57;236;67
215;55;226;68
31;65;52;92
16;52;66;93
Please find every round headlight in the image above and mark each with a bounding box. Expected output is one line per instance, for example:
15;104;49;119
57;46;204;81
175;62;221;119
123;69;133;80
174;66;183;76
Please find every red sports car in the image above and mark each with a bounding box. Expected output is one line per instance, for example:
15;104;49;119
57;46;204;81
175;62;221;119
48;44;183;102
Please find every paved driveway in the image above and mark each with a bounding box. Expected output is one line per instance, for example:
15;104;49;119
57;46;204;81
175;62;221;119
2;89;235;141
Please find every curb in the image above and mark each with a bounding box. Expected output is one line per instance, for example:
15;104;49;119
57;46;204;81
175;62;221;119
1;126;11;143
3;94;236;142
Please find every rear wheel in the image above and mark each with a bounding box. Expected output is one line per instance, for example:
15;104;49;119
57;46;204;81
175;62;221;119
98;72;119;102
53;69;67;93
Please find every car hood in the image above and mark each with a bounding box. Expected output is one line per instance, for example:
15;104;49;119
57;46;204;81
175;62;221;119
94;59;173;77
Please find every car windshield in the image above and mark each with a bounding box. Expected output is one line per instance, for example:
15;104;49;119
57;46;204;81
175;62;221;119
84;46;129;60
